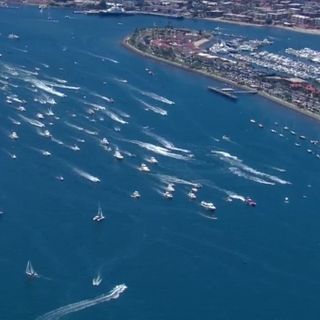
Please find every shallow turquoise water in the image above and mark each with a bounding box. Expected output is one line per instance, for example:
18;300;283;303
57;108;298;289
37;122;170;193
0;6;320;320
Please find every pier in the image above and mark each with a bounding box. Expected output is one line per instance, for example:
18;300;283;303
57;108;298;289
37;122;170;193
208;86;238;100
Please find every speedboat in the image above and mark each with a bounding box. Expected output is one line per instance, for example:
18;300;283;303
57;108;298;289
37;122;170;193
187;191;197;200
138;163;150;172
284;197;289;204
131;191;141;199
299;135;306;140
166;183;175;192
25;260;39;278
200;201;216;211
258;123;263;128
163;191;173;199
101;137;109;145
250;119;256;123
9;131;19;140
93;204;105;222
71;144;80;151
17;106;26;111
191;187;198;193
56;175;64;181
42;150;51;156
10;154;17;159
245;197;256;207
146;156;158;164
43;130;51;138
36;113;44;119
92;274;102;286
8;33;19;40
114;150;124;160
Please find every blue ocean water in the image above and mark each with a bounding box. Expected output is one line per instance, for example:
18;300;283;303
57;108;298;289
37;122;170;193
0;6;320;320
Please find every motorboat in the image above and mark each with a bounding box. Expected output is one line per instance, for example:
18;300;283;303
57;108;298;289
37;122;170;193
93;204;105;222
36;113;44;119
200;201;216;211
191;187;198;193
9;131;19;140
101;137;109;145
114;150;124;160
166;183;175;192
42;150;51;156
187;191;197;200
56;175;64;181
43;130;51;138
8;33;19;40
131;191;141;199
25;260;39;278
245;197;256;207
146;156;158;164
92;274;102;286
17;106;26;111
71;144;80;151
138;163;150;172
163;191;173;199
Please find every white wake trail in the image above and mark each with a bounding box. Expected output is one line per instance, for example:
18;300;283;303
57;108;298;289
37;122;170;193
35;284;127;320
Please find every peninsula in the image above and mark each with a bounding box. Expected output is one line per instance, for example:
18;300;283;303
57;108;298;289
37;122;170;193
124;27;320;120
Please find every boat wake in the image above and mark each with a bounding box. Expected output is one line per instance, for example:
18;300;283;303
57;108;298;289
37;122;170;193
35;284;127;320
80;50;119;64
143;129;191;154
18;114;45;128
212;150;291;185
155;173;200;187
136;98;167;116
127;139;191;161
72;167;101;183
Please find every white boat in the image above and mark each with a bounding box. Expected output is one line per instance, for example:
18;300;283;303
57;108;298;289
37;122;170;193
131;190;141;199
146;156;158;164
36;113;44;119
166;183;175;192
187;191;197;200
92;274;102;286
9;131;19;140
10;154;17;159
200;201;216;211
191;187;198;193
25;260;39;278
138;163;150;172
163;191;173;199
43;130;51;138
42;150;51;156
101;137;109;145
8;33;19;40
46;108;54;116
114;150;124;160
71;144;80;151
93;204;105;222
17;106;26;111
56;175;64;181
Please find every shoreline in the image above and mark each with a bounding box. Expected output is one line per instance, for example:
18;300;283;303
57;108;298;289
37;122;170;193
122;37;320;122
202;17;320;36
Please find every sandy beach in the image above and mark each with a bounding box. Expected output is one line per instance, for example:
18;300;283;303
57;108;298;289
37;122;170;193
123;37;320;122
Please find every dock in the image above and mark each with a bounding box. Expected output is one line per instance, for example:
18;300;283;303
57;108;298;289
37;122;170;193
208;86;238;100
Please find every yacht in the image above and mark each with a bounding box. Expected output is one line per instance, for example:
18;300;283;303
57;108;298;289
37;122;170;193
9;131;19;140
114;150;124;160
146;156;158;164
93;204;105;222
166;183;175;193
200;201;216;211
101;137;109;145
187;191;197;200
25;260;39;278
17;106;26;111
131;191;141;199
163;191;173;199
245;197;256;207
10;154;17;159
92;274;102;286
250;119;256;123
138;163;150;172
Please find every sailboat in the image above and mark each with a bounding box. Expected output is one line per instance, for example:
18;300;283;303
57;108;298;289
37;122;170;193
25;260;39;278
93;204;105;222
92;274;102;286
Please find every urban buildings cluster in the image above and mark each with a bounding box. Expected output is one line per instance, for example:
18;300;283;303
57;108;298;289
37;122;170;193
127;27;320;115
